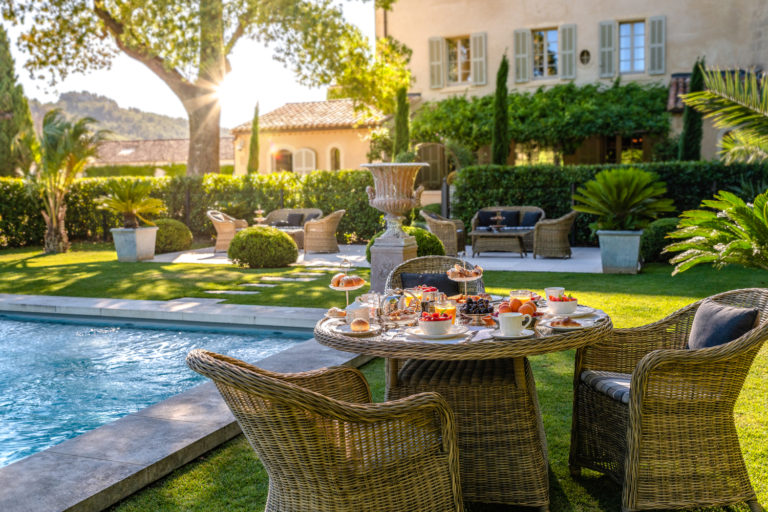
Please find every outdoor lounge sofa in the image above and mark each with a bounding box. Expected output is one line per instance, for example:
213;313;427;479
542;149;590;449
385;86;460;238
187;349;464;512
470;206;546;254
264;208;323;250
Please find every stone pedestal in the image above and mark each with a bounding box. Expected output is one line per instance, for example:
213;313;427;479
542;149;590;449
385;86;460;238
370;238;418;292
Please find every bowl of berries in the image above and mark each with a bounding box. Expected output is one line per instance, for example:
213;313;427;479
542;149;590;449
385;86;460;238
418;311;453;336
547;294;578;315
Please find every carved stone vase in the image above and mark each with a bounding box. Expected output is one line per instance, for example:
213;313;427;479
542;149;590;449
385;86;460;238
361;163;426;291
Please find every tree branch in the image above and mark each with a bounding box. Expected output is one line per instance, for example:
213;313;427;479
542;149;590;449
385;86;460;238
93;2;196;100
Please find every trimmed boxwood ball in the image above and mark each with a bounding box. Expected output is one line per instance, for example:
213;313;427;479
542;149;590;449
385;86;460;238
366;226;445;263
640;217;680;263
154;218;193;253
228;226;298;268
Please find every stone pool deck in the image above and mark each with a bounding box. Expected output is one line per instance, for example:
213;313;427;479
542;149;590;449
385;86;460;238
0;296;368;512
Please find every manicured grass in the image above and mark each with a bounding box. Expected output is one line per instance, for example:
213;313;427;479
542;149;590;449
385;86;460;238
1;244;766;511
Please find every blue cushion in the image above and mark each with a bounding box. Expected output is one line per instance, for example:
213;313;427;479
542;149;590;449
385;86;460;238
501;210;520;227
400;273;460;295
687;299;758;349
476;211;497;227
520;211;543;227
285;213;304;226
581;370;631;404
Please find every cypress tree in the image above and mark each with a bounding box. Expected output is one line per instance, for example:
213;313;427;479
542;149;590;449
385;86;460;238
678;57;705;161
392;86;409;160
491;54;510;165
0;24;34;176
247;103;259;174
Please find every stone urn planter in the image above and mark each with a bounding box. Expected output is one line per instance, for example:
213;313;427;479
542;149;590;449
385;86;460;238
111;227;159;262
361;163;426;291
597;230;643;274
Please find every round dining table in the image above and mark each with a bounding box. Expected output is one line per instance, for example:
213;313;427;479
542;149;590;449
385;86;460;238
314;310;613;511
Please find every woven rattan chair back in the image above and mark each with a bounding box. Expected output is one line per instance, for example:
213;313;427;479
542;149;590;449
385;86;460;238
421;211;465;257
385;256;484;294
186;349;464;512
206;210;247;253
304;209;345;253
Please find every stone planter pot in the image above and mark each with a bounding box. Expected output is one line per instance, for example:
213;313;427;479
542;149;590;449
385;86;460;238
111;227;159;262
597;230;643;274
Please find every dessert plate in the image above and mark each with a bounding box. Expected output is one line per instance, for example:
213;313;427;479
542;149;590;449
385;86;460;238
331;322;382;337
539;318;595;331
405;325;469;340
490;329;535;340
538;304;596;317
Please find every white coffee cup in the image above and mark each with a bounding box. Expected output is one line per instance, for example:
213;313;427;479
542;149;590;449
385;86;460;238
499;312;532;336
545;287;565;300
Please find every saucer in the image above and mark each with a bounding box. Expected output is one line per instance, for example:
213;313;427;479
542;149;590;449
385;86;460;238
405;325;469;340
490;329;535;340
331;322;382;337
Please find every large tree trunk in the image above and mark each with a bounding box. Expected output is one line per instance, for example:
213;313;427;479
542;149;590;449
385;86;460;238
184;89;221;176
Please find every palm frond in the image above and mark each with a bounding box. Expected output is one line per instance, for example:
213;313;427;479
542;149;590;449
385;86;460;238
719;130;768;163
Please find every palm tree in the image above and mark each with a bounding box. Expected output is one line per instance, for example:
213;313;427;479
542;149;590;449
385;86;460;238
21;110;108;253
98;180;165;229
682;68;768;163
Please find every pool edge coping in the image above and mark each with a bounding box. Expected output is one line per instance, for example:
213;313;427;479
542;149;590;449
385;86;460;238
0;295;370;512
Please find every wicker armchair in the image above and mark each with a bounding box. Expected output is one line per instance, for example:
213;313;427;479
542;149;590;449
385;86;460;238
187;350;464;512
533;210;578;259
304;209;345;253
420;211;466;256
385;255;484;294
471;206;545;252
206;210;248;253
569;289;768;512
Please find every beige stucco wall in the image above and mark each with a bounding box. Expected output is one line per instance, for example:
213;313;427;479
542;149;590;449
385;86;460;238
233;128;373;175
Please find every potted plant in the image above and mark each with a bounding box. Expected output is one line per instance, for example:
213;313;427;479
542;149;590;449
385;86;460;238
98;180;166;262
573;168;674;274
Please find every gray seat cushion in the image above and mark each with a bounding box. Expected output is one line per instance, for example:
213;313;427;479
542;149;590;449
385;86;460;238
581;370;631;404
285;213;305;226
687;299;758;350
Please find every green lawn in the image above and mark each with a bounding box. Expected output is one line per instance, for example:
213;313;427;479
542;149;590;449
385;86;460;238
1;243;766;511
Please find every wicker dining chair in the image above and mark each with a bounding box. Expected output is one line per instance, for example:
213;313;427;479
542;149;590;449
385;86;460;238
533;210;578;259
385;255;484;294
569;288;768;512
187;349;464;512
304;209;345;253
206;210;248;253
420;211;466;257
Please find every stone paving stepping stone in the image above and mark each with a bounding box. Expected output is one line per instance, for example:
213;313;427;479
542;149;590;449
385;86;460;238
302;266;342;271
171;297;225;303
204;290;260;295
292;272;326;276
240;283;278;288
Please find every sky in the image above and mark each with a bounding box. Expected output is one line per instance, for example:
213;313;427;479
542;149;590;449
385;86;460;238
8;2;375;130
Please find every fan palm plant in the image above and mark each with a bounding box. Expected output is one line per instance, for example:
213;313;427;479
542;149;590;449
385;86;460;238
21;110;108;253
665;190;768;274
682;68;768;163
97;180;166;228
572;168;675;232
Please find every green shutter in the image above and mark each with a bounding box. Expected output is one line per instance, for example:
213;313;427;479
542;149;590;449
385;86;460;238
429;37;445;89
471;32;487;86
649;16;666;75
599;21;616;78
560;24;576;79
514;29;531;83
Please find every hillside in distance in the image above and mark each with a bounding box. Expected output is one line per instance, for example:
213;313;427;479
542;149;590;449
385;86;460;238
29;91;230;140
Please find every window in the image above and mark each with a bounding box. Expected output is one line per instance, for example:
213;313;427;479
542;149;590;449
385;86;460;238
619;21;645;73
532;29;558;78
272;149;292;172
330;147;341;171
293;148;316;174
447;37;471;84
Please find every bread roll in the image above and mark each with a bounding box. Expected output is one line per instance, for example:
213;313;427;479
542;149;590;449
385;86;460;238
340;275;364;288
330;272;346;287
350;318;370;332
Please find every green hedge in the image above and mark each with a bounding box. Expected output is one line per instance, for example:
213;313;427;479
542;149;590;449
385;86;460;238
84;164;233;177
0;170;383;248
453;161;768;245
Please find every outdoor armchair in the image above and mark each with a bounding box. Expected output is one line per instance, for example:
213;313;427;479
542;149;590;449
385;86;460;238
533;210;578;259
420;211;466;257
385;255;485;295
304;209;345;253
186;349;464;512
206;210;248;253
569;288;768;512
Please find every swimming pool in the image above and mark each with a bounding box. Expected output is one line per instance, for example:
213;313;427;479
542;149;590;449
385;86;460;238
0;315;307;468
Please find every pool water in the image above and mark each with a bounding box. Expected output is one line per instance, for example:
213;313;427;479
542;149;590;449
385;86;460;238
0;316;307;467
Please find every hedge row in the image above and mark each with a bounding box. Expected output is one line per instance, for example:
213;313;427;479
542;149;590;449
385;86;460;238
453;161;768;245
0;170;382;248
84;164;234;177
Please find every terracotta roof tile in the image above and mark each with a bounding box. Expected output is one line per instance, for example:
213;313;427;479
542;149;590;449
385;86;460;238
93;138;234;165
232;99;382;134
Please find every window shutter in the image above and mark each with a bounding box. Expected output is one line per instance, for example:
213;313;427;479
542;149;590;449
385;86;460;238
598;21;616;78
292;150;303;173
649;16;666;75
514;29;531;83
470;32;487;86
560;24;577;79
429;37;445;89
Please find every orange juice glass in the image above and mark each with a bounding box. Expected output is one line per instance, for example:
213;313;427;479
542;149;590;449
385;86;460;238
509;290;532;303
435;301;457;324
